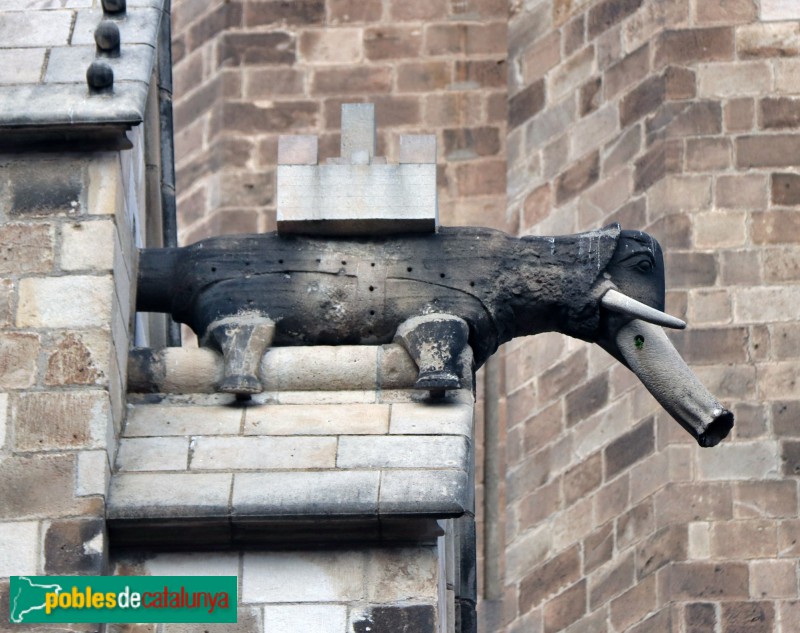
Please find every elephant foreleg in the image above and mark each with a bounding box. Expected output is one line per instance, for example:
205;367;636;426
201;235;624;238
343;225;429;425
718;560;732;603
203;312;276;395
394;314;470;394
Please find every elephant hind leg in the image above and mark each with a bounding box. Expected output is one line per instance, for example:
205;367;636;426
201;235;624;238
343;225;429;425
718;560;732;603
394;314;470;393
203;312;276;395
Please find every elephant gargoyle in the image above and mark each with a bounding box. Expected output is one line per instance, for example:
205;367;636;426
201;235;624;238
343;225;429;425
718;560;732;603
136;223;733;447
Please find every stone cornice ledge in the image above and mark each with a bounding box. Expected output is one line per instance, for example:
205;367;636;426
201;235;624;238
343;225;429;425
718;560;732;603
110;348;475;547
0;2;163;149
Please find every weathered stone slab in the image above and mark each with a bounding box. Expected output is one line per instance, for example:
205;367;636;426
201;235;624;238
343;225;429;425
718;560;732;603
0;521;39;576
337;436;469;469
276;163;438;234
124;404;243;436
244;403;390;435
107;472;232;519
116;437;190;471
232;471;380;517
379;469;470;516
0;455;98;520
389;402;473;435
190;436;338;470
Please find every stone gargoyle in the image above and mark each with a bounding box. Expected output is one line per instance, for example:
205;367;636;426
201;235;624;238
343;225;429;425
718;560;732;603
136;223;733;447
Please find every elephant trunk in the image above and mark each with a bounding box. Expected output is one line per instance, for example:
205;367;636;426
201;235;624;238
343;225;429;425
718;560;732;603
614;319;733;447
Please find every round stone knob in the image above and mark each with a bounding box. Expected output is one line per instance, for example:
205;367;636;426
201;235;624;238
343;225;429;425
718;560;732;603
86;61;114;92
101;0;126;15
95;20;120;55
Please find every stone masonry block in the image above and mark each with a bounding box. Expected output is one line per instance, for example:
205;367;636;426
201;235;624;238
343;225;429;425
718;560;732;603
389;402;473;435
665;562;749;601
0;10;72;47
337;436;468;469
761;0;800;21
244;403;390;435
87;153;124;216
300;29;362;64
772;173;800;205
43;518;104;575
14;391;110;452
232;471;380;517
60;220;115;271
0;279;12;329
76;450;110;497
242;550;366;603
107;472;232;519
0;393;6;451
698;441;780;480
116;437;190;472
710;520;778;559
749;559;798;598
264;604;348;633
738;23;800;59
17;275;113;329
0;454;98;520
697;61;772;98
736;134;800;168
0;521;39;576
399;135;437;164
734;287;800;323
365;546;438;602
341;103;376;161
124;404;243;437
278;135;319;165
0;223;54;274
190;436;337;470
276;163;438;234
0;48;46;84
379;470;470;516
45;330;110;387
0;333;39;389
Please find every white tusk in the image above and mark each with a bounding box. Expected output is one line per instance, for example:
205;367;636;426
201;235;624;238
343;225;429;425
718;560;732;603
601;288;686;330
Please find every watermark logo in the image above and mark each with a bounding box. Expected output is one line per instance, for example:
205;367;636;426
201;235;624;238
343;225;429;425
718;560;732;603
9;576;237;624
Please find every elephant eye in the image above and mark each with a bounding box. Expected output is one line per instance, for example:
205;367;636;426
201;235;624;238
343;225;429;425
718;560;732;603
635;259;653;273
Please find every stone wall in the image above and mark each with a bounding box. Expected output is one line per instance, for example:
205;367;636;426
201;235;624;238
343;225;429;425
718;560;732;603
504;0;800;631
169;0;509;243
0;139;144;626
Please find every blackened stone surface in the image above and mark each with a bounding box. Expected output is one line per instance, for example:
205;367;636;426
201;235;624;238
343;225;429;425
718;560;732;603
11;170;82;216
44;518;105;575
352;605;436;633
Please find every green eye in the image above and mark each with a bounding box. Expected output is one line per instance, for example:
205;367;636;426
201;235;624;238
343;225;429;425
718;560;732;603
634;335;645;349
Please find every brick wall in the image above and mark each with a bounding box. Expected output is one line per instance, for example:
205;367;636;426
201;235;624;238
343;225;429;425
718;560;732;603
170;0;509;244
504;0;800;631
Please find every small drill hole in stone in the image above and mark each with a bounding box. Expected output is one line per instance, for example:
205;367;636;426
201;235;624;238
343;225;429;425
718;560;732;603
407;267;413;272
440;273;446;278
369;286;374;292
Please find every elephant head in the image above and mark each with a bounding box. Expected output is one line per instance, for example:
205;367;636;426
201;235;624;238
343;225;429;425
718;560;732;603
590;228;733;447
